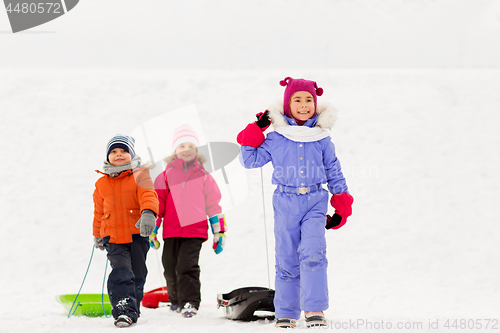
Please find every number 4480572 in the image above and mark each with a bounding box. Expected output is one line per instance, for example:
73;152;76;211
444;319;498;330
5;3;62;14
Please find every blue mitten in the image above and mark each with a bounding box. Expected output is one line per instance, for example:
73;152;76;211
209;214;227;254
149;226;160;249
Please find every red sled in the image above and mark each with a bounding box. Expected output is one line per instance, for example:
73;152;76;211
142;287;169;308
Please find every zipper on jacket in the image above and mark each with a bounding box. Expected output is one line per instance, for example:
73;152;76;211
183;162;188;188
112;177;117;237
181;159;196;189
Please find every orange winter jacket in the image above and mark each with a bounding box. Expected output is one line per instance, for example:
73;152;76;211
93;167;159;244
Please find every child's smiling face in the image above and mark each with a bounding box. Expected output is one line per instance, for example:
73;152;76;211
108;148;132;166
175;143;197;162
289;91;315;122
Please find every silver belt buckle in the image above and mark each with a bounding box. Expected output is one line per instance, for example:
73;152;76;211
298;187;308;195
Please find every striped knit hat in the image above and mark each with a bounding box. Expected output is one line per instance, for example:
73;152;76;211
172;124;199;153
106;134;136;161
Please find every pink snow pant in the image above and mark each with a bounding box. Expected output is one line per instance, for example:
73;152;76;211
272;188;329;320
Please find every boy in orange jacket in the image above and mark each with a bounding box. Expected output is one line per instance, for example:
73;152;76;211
93;134;159;328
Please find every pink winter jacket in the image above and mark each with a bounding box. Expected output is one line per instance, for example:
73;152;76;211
154;155;222;241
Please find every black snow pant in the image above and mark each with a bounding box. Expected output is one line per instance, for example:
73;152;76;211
105;239;149;322
162;237;204;309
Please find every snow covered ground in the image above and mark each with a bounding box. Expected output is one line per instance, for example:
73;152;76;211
1;68;499;332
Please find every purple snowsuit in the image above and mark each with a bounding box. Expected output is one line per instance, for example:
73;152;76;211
239;105;348;319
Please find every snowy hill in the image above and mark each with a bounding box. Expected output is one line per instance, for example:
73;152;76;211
1;0;500;68
1;68;499;332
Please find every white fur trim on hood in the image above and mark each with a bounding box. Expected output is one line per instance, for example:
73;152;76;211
267;100;337;129
164;153;207;165
266;101;337;143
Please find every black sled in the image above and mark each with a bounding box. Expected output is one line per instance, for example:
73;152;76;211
217;287;275;321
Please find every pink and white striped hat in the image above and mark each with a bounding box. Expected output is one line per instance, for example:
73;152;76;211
171;124;199;153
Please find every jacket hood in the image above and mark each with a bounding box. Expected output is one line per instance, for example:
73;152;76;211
268;100;337;129
163;153;207;165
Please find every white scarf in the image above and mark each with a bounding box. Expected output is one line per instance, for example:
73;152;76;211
273;125;330;142
267;101;335;142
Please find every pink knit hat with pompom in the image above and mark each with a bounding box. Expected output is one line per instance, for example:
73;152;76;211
280;77;324;117
171;124;199;153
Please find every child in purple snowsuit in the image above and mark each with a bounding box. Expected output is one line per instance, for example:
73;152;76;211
236;77;353;328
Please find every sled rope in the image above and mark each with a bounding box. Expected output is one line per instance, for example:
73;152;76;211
68;245;111;318
101;259;112;318
260;168;272;289
67;246;95;318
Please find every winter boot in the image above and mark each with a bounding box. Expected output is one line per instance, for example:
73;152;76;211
181;302;198;318
275;318;297;328
304;311;327;328
114;315;133;328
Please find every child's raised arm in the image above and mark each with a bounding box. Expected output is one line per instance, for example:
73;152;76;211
239;144;272;169
237;111;273;169
236;111;271;147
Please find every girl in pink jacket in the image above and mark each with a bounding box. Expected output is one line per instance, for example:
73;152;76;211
152;124;226;318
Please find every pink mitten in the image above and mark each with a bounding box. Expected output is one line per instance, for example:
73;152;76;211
237;123;265;147
329;193;354;229
236;111;271;147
